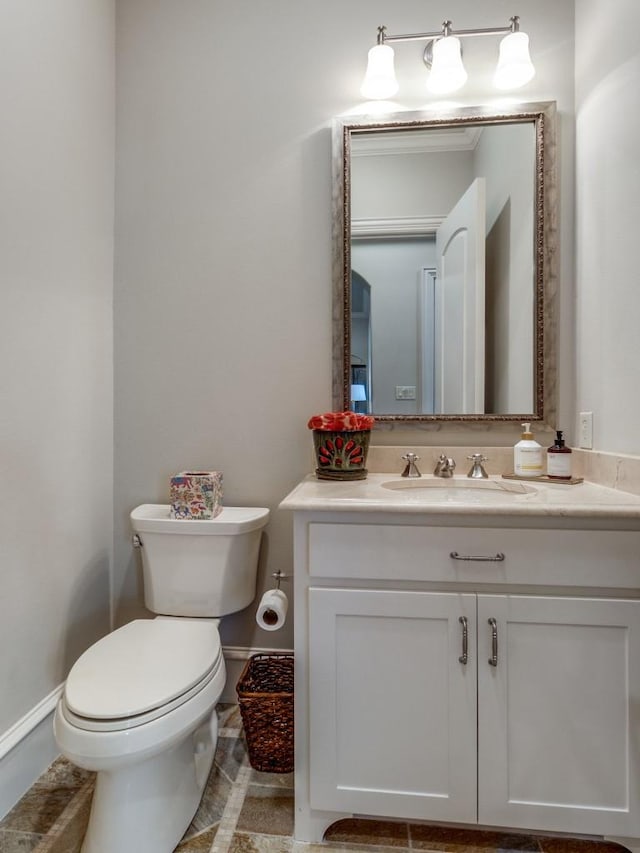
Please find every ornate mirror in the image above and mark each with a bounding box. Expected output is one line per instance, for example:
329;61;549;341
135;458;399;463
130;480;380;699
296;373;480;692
332;101;556;425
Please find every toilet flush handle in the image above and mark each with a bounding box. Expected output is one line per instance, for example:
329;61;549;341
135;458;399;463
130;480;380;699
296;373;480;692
132;534;143;548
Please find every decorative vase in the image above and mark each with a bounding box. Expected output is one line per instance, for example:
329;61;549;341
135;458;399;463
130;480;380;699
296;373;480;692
312;429;371;481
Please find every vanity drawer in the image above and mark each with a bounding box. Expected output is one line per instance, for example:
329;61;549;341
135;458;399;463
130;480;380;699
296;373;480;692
307;523;640;589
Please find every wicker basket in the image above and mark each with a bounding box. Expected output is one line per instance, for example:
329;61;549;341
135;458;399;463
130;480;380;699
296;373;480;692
236;653;294;773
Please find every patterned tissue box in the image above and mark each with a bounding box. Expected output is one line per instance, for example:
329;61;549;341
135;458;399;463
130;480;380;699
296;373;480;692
169;471;223;519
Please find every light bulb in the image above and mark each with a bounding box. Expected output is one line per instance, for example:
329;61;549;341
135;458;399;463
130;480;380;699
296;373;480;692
426;36;467;95
360;43;399;100
494;31;535;90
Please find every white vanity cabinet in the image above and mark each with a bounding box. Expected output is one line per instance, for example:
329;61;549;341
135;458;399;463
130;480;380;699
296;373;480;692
308;587;478;824
287;506;640;845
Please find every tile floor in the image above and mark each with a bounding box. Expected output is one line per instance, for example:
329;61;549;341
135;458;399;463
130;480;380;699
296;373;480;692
0;705;632;853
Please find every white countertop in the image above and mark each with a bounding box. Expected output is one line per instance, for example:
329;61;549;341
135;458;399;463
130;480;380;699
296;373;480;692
279;473;640;520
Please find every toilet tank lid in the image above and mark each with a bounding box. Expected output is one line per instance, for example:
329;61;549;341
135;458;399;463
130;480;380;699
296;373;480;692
65;619;222;720
131;504;269;535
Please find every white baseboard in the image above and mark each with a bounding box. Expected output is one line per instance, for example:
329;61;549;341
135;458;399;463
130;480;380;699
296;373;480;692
0;684;63;762
222;645;293;704
0;685;63;819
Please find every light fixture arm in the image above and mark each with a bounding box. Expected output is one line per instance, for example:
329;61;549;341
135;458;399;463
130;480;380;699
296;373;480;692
378;17;520;46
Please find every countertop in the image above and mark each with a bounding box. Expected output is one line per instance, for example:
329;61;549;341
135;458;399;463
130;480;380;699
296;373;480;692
279;473;640;520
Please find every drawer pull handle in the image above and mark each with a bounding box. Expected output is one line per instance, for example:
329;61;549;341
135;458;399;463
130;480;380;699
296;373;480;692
458;616;468;665
450;551;505;562
488;617;498;667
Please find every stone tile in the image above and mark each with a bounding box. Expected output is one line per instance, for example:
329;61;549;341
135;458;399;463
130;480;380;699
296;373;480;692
216;735;248;784
218;704;244;733
577;448;640;497
248;767;294;789
536;839;630;853
176;825;218;851
292;844;407;853
616;452;640;497
0;788;80;836
0;757;92;838
236;785;294;837
183;760;232;838
409;824;540;852
229;832;293;852
33;758;92;793
0;831;44;852
32;781;93;853
324;818;410;848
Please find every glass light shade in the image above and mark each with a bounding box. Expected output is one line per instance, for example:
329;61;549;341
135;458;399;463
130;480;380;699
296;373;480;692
426;36;467;94
494;31;535;89
350;384;367;402
360;43;399;100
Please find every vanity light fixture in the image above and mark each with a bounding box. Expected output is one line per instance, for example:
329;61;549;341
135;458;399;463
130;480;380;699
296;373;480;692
360;16;535;99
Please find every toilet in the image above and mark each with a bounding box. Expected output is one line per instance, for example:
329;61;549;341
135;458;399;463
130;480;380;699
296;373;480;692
54;503;269;853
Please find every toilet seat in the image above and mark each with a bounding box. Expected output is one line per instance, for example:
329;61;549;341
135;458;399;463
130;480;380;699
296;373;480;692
63;619;222;733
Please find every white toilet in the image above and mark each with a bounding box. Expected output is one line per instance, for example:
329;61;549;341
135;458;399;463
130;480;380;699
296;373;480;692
54;503;269;853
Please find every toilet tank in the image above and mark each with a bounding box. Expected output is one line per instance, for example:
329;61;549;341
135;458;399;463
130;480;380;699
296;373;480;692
130;504;269;617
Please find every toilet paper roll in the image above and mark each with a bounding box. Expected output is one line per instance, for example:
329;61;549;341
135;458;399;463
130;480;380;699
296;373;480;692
256;589;288;632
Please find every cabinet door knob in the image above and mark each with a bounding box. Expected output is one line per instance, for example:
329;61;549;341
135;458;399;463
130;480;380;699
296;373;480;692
488;617;498;667
458;616;468;665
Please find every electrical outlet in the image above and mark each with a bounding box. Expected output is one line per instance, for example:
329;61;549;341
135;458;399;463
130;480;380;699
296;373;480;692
579;412;593;449
395;385;416;401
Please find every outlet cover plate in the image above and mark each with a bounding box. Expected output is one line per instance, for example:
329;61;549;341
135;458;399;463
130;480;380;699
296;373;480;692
579;412;593;449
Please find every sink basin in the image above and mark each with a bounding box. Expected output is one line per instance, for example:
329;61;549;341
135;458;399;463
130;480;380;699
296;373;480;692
380;478;537;503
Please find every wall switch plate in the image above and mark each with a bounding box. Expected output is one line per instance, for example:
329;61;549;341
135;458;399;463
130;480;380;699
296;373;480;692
395;385;416;400
579;412;593;449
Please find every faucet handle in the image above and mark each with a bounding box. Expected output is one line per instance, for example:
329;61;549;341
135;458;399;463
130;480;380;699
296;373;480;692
401;452;421;478
467;453;489;479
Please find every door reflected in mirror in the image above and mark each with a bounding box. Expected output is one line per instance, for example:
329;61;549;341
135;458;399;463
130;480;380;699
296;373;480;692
333;103;556;424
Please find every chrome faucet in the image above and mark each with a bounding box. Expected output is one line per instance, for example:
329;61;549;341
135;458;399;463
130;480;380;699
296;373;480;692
434;454;456;478
401;453;422;478
467;454;489;479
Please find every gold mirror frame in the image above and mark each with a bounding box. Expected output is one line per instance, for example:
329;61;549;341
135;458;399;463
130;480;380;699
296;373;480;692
332;101;557;426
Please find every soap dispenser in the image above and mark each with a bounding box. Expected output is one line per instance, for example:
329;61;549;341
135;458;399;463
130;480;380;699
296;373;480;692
514;423;543;477
547;430;572;480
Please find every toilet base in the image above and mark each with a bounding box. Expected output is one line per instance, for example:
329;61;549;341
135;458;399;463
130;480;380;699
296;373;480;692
81;712;217;853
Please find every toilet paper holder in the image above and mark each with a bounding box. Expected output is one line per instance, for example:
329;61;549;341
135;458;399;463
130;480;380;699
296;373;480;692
256;573;290;632
271;571;289;590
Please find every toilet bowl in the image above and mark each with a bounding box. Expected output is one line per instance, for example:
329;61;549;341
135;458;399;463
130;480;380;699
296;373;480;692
54;617;226;853
54;504;269;853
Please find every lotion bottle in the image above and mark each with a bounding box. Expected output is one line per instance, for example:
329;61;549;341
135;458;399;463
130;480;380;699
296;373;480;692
547;429;572;480
514;423;543;477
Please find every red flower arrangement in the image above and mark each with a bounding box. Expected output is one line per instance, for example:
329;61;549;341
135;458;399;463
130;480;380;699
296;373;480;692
307;411;374;480
307;411;375;432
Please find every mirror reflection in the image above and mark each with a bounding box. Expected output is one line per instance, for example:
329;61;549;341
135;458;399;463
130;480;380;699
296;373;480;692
335;104;555;423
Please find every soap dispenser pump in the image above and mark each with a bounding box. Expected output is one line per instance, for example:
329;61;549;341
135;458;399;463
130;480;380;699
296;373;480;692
514;423;543;478
547;430;572;480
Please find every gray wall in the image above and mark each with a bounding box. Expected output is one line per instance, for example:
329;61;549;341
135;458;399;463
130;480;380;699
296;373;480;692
575;0;640;453
0;0;115;812
113;0;576;646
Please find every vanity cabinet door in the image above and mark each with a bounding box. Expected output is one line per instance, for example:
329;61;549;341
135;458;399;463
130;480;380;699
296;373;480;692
477;595;640;837
308;587;477;823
